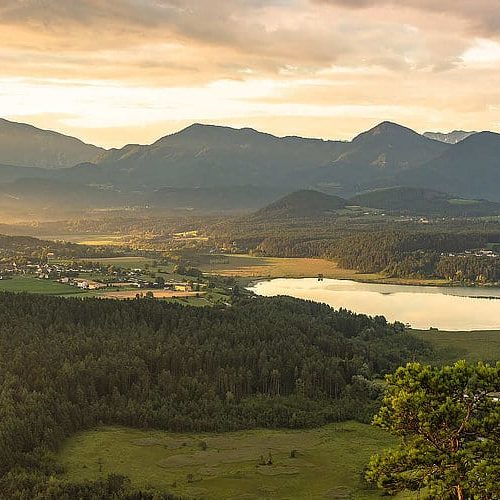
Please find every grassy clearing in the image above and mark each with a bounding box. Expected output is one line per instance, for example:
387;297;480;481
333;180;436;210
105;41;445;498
414;329;500;364
200;254;448;286
0;277;84;295
200;254;361;279
58;422;398;499
40;233;125;246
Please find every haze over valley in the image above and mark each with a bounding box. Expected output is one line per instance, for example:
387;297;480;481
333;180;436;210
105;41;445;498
1;117;500;219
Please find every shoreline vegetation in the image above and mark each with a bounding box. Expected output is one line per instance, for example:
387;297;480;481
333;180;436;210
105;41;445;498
198;253;481;288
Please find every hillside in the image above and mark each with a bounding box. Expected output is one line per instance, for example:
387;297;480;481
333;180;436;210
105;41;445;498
78;124;347;189
254;190;346;218
0;178;132;220
351;187;500;216
313;121;449;192
396;132;500;201
0;118;105;169
149;186;284;212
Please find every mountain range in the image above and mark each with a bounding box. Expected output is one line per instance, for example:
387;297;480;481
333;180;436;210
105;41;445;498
0;117;499;215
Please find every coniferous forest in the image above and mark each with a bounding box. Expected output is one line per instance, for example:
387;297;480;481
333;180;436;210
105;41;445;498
0;292;428;498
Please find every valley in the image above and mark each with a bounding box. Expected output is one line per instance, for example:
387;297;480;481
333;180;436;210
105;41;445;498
0;117;499;500
4;3;500;498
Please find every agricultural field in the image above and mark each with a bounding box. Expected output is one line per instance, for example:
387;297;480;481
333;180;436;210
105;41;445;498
0;276;85;295
40;233;126;246
58;422;402;499
200;254;358;279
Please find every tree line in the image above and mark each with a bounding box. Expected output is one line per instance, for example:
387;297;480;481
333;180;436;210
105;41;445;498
250;229;500;283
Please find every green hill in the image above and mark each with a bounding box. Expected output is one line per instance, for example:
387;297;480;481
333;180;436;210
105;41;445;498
254;190;346;218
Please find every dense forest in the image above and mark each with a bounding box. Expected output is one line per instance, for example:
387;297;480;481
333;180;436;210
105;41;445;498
0;292;429;498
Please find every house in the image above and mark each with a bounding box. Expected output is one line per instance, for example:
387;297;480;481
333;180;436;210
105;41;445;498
74;279;106;290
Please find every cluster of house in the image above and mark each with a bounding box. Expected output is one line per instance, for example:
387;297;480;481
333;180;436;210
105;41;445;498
442;249;499;258
65;277;199;292
0;262;104;278
0;261;203;292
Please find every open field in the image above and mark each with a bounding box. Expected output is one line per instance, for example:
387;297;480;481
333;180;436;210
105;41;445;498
415;329;500;363
58;422;402;499
201;255;347;278
99;289;204;300
200;254;449;286
0;277;84;295
39;233;126;246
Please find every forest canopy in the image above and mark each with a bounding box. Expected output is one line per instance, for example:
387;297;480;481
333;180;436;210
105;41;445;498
0;292;429;497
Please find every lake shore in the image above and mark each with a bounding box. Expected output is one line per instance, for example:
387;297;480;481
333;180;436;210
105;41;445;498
248;277;500;331
203;254;496;289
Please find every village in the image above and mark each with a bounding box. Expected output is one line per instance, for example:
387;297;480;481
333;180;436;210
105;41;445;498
0;258;208;299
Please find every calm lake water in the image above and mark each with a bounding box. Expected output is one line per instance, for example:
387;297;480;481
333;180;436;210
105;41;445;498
248;278;500;331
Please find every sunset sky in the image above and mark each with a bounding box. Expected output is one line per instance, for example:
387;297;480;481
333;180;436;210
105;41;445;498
1;0;500;147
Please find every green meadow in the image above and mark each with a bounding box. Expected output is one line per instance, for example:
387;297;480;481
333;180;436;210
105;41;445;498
416;329;500;363
0;276;84;295
58;422;400;499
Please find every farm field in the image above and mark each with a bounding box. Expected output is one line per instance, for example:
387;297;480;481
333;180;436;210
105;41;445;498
40;233;126;246
415;329;500;363
99;289;203;300
0;276;85;295
200;254;361;278
58;422;403;499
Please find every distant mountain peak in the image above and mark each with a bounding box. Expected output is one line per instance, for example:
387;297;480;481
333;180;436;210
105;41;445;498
424;130;477;144
356;121;419;140
153;122;279;147
352;121;427;144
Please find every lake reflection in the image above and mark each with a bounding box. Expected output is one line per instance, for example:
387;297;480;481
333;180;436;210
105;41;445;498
248;278;500;331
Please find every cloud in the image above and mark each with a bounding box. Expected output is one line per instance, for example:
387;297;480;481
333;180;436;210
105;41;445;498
312;0;500;38
0;0;499;145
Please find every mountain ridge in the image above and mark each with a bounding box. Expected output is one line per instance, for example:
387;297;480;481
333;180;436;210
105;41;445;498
2;118;500;212
0;118;105;169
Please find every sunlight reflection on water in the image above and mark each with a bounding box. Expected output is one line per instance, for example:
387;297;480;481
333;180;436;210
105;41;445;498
249;278;500;331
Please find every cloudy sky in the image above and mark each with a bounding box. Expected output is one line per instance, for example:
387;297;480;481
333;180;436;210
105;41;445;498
1;0;499;147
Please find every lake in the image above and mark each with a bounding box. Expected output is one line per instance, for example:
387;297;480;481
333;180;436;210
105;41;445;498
248;278;500;331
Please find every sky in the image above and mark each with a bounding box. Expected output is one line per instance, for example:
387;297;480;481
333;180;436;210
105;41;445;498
1;0;500;148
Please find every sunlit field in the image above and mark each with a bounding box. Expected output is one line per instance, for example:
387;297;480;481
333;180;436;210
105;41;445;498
58;422;399;499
